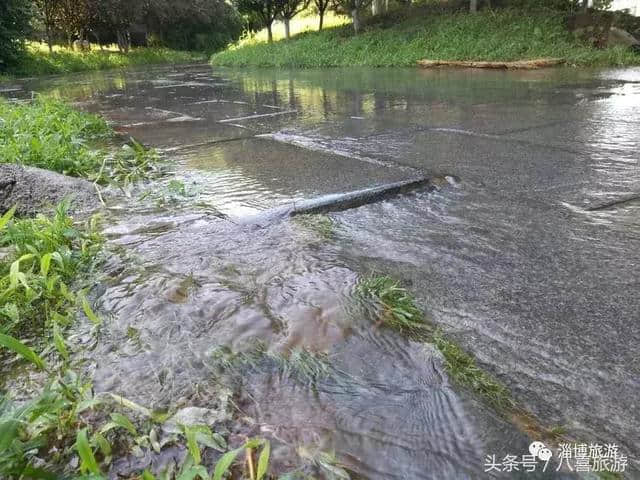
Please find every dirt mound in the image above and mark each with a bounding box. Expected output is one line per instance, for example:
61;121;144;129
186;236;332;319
0;164;99;216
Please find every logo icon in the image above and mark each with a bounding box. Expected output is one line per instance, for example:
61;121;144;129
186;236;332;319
529;441;552;461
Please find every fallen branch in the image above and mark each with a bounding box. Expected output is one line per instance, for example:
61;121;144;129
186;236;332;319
417;58;565;69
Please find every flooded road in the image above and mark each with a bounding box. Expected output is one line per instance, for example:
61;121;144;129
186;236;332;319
4;64;640;478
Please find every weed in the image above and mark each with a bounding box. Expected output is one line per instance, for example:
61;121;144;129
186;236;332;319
0;98;162;187
356;275;431;339
210;342;336;389
297;446;351;479
0;202;104;478
548;424;568;437
138;179;201;207
292;214;334;240
0;369;95;478
94;138;163;188
0;201;102;340
433;332;513;410
597;471;623;480
356;275;513;410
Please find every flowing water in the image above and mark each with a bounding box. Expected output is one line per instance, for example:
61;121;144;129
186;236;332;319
4;64;640;479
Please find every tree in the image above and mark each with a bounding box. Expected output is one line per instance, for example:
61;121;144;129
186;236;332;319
0;0;33;70
34;0;60;53
234;0;283;43
86;0;144;52
56;0;89;47
314;0;331;30
470;0;478;12
371;0;385;16
279;0;309;39
333;0;372;34
144;0;242;51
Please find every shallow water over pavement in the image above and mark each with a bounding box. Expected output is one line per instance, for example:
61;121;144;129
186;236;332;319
5;64;640;478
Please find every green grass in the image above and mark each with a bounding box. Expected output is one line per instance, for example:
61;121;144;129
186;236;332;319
6;43;205;78
212;8;640;68
0;97;162;185
0;203;102;340
357;275;512;409
0;97;110;178
0;203;105;478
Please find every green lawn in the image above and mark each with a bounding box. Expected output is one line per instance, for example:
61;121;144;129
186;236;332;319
5;43;205;77
212;8;640;68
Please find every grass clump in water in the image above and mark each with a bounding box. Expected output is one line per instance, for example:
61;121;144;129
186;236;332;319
292;213;334;240
433;332;513;410
210;342;337;389
357;275;512;410
0;97;162;186
98;138;163;187
356;275;432;339
212;8;640;68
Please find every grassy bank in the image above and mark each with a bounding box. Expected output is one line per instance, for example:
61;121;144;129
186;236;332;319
4;43;205;78
212;8;640;68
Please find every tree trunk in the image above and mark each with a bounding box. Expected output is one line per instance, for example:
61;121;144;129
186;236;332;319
372;0;384;16
351;8;361;34
117;30;130;53
582;0;589;11
319;11;324;31
267;23;273;43
66;33;72;49
92;31;104;51
470;0;477;13
117;31;123;53
46;26;53;53
284;18;291;39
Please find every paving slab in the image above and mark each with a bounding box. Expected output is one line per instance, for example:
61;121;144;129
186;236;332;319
175;136;416;218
